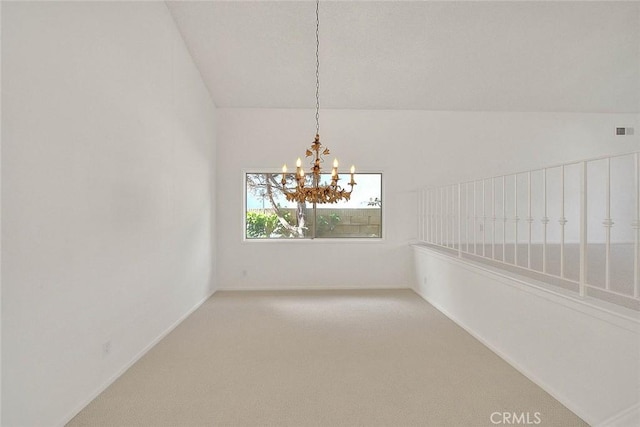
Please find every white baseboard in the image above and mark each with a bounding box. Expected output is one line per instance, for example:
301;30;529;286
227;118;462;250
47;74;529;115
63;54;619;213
58;289;217;427
412;287;596;426
217;284;410;291
597;403;640;427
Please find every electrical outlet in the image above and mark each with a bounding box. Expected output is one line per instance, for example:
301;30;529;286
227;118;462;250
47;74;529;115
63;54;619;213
102;340;111;357
242;269;248;277
423;277;428;285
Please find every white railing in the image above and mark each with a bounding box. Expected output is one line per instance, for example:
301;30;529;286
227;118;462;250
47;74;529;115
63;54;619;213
417;151;640;310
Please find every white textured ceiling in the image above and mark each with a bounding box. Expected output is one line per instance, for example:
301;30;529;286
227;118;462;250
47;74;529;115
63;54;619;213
167;1;640;113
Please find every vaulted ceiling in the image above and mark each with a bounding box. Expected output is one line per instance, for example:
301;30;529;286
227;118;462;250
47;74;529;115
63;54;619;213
167;1;640;113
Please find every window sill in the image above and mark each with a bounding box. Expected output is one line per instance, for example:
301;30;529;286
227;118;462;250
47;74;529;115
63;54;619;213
242;237;385;244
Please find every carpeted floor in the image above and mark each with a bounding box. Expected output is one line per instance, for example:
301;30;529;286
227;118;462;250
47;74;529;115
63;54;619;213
68;289;586;426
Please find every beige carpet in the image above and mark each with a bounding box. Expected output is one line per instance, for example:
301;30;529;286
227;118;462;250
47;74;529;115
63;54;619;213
68;289;586;426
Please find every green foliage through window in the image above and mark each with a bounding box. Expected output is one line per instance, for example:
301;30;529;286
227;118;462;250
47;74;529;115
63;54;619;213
246;211;279;238
246;210;296;238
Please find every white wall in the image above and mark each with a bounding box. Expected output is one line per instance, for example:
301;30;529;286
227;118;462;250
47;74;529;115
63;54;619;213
1;2;216;426
413;245;640;426
216;108;637;290
0;2;3;422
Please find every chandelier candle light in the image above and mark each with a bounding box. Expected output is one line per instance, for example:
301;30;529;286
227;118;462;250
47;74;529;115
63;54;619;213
280;0;356;205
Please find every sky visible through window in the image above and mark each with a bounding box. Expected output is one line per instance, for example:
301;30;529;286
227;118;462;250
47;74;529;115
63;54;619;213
246;173;382;210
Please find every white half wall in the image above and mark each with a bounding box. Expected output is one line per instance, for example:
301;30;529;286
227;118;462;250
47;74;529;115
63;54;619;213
216;108;637;290
413;245;640;426
1;2;216;425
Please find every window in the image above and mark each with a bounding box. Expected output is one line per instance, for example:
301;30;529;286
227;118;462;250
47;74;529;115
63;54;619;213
245;172;382;240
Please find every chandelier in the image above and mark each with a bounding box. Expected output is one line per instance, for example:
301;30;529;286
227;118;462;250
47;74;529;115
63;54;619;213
280;0;355;204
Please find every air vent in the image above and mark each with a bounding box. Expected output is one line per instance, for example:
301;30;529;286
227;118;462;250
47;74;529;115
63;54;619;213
616;127;634;136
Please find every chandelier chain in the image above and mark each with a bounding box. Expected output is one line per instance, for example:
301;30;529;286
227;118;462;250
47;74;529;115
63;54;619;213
315;0;320;135
279;0;356;206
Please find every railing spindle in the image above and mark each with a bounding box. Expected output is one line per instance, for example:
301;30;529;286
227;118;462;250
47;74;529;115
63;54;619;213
434;188;438;244
473;181;478;255
503;176;506;261
418;189;423;241
492;178;496;259
446;185;450;248
449;185;453;248
431;189;435;244
466;183;470;253
450;185;454;248
427;189;431;243
424;188;427;242
482;179;486;257
425;188;429;242
527;171;533;269
451;185;456;249
579;161;587;297
559;166;567;278
422;189;427;242
542;168;549;273
446;185;450;247
635;152;639;298
458;183;462;257
604;158;613;290
440;186;444;245
514;174;519;266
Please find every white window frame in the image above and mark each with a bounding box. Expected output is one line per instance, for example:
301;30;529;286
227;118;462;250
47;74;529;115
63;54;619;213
242;168;385;243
